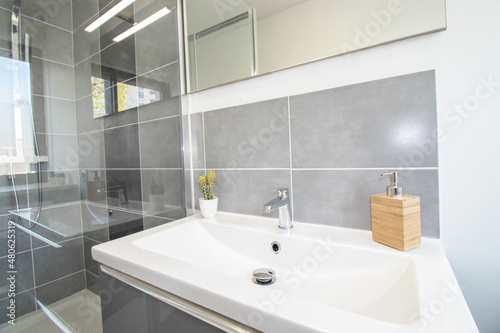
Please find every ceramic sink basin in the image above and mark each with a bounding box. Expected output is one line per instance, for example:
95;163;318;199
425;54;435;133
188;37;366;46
92;212;478;333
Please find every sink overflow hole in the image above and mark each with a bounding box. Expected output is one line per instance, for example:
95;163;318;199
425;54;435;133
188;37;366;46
271;241;280;254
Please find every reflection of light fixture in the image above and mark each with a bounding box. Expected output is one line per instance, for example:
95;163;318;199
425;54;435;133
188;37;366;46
113;7;170;42
85;0;136;32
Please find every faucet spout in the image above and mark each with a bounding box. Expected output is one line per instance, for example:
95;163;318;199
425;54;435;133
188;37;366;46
263;188;292;229
98;182;129;205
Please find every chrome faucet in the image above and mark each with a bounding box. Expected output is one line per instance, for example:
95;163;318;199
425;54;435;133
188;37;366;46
98;181;129;205
263;188;292;229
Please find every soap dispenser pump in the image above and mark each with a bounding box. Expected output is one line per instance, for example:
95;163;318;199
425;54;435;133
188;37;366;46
381;171;402;198
371;171;421;251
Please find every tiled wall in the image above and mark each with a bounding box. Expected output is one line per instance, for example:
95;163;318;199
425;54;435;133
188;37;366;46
190;70;440;237
73;0;184;294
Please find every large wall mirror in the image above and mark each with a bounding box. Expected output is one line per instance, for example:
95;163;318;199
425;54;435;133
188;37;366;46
183;0;447;92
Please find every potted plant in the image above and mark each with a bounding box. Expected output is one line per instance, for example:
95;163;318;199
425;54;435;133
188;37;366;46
55;172;65;185
198;170;217;218
48;171;57;185
149;177;165;212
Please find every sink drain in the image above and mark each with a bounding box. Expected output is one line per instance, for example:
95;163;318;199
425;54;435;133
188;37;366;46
252;268;276;285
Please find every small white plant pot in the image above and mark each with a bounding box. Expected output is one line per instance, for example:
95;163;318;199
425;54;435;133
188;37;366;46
149;194;165;211
56;176;65;185
48;176;57;185
199;196;218;218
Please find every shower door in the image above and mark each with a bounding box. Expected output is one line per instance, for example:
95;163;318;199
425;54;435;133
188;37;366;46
1;0;185;331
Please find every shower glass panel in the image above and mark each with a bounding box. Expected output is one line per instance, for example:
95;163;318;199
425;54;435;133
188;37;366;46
0;0;184;331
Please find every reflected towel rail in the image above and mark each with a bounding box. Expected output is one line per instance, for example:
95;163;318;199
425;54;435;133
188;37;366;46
13;221;61;248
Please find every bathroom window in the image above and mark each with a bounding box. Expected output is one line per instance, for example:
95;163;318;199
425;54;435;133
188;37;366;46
0;56;38;175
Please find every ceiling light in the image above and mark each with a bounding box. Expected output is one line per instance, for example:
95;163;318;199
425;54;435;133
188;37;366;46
113;7;170;42
85;0;136;33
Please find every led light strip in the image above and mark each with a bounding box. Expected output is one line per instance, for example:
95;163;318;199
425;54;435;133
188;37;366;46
85;0;136;33
113;7;170;42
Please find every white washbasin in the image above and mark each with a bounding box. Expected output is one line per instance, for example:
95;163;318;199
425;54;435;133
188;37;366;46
92;212;478;333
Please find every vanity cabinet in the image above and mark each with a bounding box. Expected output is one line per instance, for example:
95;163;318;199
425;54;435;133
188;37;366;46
99;267;225;333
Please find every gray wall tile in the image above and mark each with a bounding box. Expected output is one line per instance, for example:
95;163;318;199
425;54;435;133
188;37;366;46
76;96;103;134
81;202;110;242
138;94;180;122
139;117;182;168
21;16;73;65
32;175;81;208
35;271;85;306
0;8;10;51
290;71;438;168
17;1;72;31
73;0;99;31
0;290;36;325
0;215;31;254
104;125;140;168
105;170;142;203
75;55;101;100
78;131;106;169
141;169;184;219
292;169;439;237
210;170;291;217
0;251;33;299
37;133;79;170
143;216;173;230
73;16;100;65
0;175;28;214
30;58;75;100
107;209;143;240
86;270;100;296
32;96;77;135
103;108;138;129
33;238;84;286
135;8;178;76
190;113;205;169
84;237;100;276
204;98;290;168
100;35;136;83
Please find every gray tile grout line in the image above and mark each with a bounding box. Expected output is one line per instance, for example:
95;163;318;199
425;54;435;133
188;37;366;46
20;13;73;34
136;21;146;229
74;60;179;103
100;114;181;132
34;269;85;290
287;96;294;222
190;167;439;171
0;287;34;302
32;93;74;102
76;112;182;136
32;55;73;68
72;0;115;33
85;269;99;279
202;112;207;171
27;235;84;252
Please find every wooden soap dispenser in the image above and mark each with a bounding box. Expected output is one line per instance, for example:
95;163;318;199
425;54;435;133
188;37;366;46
371;171;421;251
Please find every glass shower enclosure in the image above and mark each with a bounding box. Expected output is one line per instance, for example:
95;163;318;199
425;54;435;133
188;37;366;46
0;0;184;331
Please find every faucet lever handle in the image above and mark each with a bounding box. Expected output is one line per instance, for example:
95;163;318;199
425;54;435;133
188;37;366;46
272;188;288;199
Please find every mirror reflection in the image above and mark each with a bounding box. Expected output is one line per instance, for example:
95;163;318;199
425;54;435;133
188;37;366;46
184;0;447;92
89;0;172;118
